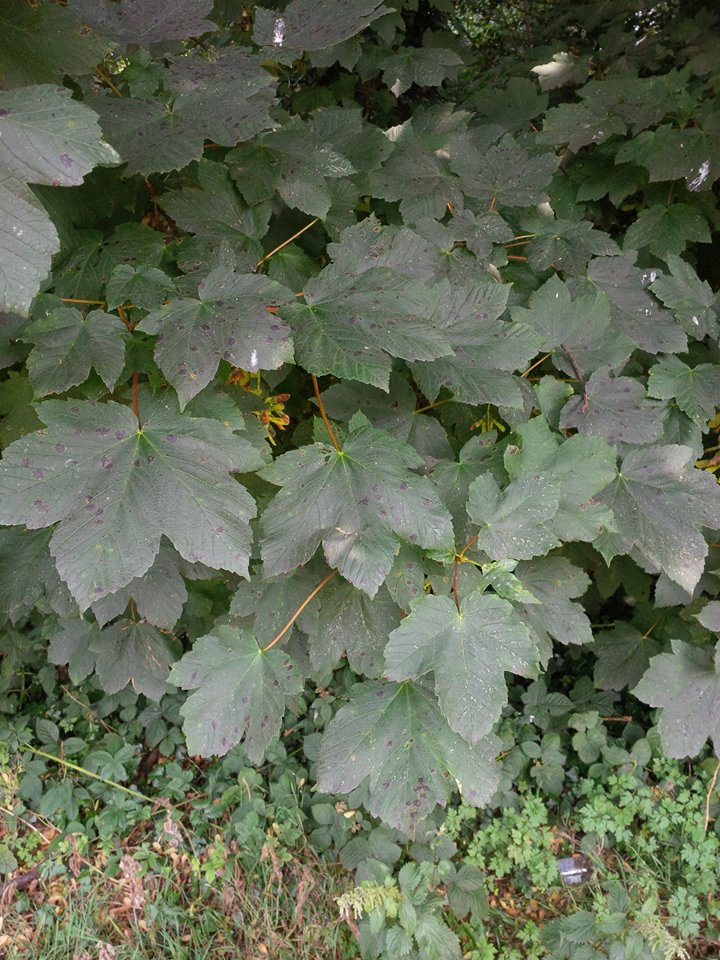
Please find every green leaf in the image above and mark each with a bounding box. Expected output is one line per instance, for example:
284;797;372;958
511;557;592;649
92;619;177;700
0;399;262;609
375;46;463;97
0;373;42;447
159;158;270;245
316;680;500;835
412;282;539;409
68;0;217;45
634;640;720;757
0;527;55;622
587;253;687;354
106;265;175;311
94;50;274;176
311;580;402;677
368;105;467;223
259;416;453;595
91;542;193;630
170;625;303;761
227;118;355;219
253;0;388;52
139;270;294;408
559;366;667;447
22;307;128;396
450;134;558;208
282;265;451;392
593;624;661;691
697;602;720;633
649;255;718;340
468;420;616;559
46;617;98;683
595;446;720;592
385;592;537;744
0;85;119;314
624;204;710;259
0;4;108;88
647;356;720;426
616;126;719;192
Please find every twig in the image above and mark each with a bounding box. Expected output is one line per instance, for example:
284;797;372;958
704;759;720;832
256;218;320;270
20;744;151;802
262;570;337;652
451;534;480;612
132;371;141;426
561;342;589;413
311;374;341;451
61;298;106;305
522;353;551;378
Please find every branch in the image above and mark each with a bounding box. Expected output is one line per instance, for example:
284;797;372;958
256;218;320;270
262;570;337;652
311;374;341;451
561;342;589;413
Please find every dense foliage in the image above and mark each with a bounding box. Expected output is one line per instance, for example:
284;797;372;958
1;0;720;854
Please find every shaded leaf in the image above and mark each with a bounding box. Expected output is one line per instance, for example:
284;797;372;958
92;619;177;700
170;625;303;761
593;624;661;691
316;680;500;835
259;415;453;595
385;592;537;743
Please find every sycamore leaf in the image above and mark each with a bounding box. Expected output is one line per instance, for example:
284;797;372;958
514;277;634;380
281;264;451;391
376;46;463;97
511;557;592;649
316;680;500;835
385;592;537;744
311;580;402;677
587;253;687;354
634;640;720;757
595;445;720;592
433;433;501;540
227;119;355;218
526;220;619;274
649;255;718;340
616;126;720;192
106;265;175;311
0;399;263;609
0;85;119;314
624;203;710;259
91;542;193;630
450;133;558;208
538;100;625;152
92;619;178;700
47;618;98;684
159;160;271;245
468;419;616;559
559;366;667;447
94;50;275;176
68;0;216;45
22;307;128;396
0;4;108;88
169;625;303;762
259;415;454;596
593;624;661;691
0;373;42;447
253;0;388;52
368;106;467;223
647;356;720;426
412;282;540;409
0;527;55;622
139;270;294;408
697;602;720;632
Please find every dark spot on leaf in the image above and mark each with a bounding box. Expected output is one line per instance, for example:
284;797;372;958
33;499;49;513
115;430;126;440
32;468;44;479
166;435;177;443
55;444;66;453
20;457;30;468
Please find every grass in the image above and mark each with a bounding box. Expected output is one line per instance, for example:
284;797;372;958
0;836;359;959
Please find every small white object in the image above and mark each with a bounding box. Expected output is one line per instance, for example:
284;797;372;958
273;17;286;47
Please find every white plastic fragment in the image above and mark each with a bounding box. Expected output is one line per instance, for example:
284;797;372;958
273;17;286;47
